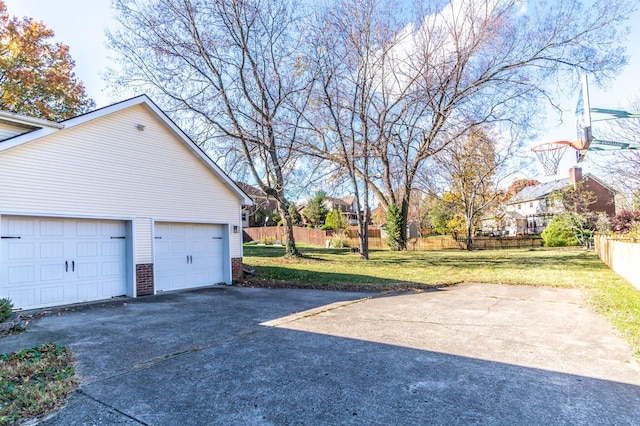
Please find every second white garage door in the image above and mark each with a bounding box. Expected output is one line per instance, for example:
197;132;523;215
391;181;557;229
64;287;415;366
154;222;225;292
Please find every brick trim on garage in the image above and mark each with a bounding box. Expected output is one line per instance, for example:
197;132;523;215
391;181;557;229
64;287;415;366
231;257;243;281
136;263;154;296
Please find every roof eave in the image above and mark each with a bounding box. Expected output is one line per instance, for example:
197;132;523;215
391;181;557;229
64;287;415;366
0;110;64;129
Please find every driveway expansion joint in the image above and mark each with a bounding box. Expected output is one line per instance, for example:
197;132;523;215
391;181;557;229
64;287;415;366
260;296;372;327
74;390;150;425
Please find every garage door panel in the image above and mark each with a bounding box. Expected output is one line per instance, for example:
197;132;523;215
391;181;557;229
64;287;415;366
40;219;64;237
102;241;123;256
8;265;34;284
8;289;35;308
170;257;187;271
7;241;35;260
77;262;98;279
77;242;98;257
5;218;35;236
155;261;170;273
76;221;98;237
78;283;99;300
170;224;187;237
40;242;64;259
155;240;170;254
101;280;122;296
41;286;65;305
100;221;126;237
40;264;64;281
170;240;187;253
1;216;128;310
192;240;210;253
102;260;124;277
192;271;212;285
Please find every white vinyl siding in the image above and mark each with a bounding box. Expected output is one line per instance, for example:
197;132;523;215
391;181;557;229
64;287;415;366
135;217;153;263
0;105;243;258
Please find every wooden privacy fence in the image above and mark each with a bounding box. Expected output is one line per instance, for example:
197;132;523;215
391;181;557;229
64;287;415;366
463;236;543;250
594;234;640;290
243;226;333;246
244;226;542;251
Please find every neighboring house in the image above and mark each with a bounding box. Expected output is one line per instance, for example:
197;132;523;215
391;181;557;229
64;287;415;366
0;96;252;310
479;211;510;236
326;196;359;225
502;167;615;236
298;196;361;226
235;182;278;227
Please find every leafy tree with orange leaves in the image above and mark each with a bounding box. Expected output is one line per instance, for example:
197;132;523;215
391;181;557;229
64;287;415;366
0;1;94;121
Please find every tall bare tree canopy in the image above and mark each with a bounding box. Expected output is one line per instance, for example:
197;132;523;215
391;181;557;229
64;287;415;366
306;0;634;250
0;0;94;121
108;0;635;253
108;0;313;256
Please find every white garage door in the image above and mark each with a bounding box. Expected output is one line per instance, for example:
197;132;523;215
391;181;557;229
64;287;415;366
0;216;128;310
154;222;225;292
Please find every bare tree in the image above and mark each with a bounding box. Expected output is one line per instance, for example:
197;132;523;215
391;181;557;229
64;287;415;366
301;0;404;259
310;0;635;250
108;0;313;256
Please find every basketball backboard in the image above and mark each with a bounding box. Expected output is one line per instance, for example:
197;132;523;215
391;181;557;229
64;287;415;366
575;75;592;162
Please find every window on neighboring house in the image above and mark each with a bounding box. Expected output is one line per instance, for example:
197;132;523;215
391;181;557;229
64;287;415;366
242;212;247;221
529;202;533;208
517;204;521;209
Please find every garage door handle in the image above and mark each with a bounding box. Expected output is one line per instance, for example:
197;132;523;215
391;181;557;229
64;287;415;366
190;255;193;263
65;261;68;272
72;261;75;272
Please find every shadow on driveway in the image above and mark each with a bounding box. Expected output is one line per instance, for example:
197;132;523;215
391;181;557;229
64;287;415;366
1;285;639;425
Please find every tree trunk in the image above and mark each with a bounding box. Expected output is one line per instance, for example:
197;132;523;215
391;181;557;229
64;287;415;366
397;197;410;251
358;196;370;259
276;199;299;257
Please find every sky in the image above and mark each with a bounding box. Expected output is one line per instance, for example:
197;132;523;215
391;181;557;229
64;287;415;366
4;0;640;181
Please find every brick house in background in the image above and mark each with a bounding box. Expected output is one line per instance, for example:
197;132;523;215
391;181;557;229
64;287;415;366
298;196;360;226
501;167;615;236
235;182;278;227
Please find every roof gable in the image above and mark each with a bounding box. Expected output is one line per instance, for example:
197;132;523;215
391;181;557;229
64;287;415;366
581;173;617;195
0;96;252;205
235;182;268;199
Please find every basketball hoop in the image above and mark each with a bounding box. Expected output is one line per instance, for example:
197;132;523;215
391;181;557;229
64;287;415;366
531;141;574;176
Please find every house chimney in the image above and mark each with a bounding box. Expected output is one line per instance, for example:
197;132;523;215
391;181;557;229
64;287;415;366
569;167;582;185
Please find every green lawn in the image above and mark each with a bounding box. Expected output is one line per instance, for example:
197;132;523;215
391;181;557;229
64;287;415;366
242;244;640;357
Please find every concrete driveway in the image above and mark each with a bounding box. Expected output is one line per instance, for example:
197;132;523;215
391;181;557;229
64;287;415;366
1;284;639;425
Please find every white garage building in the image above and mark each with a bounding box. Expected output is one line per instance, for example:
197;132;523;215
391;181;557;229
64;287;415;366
0;96;251;310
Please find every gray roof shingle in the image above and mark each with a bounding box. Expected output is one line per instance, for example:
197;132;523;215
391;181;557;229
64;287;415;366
507;178;570;204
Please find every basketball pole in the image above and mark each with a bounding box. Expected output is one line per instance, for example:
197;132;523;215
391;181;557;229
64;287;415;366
576;74;592;163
